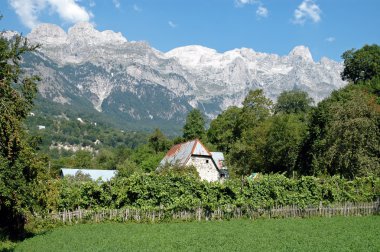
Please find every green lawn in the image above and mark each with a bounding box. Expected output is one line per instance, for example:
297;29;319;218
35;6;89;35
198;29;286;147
16;216;380;252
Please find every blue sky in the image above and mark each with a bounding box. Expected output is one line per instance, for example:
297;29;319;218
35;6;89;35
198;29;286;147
1;0;379;61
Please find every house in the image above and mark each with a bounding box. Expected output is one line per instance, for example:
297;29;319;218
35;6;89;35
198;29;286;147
158;139;228;182
210;151;229;180
60;168;117;181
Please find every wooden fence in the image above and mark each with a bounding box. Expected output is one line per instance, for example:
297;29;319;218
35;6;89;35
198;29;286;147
50;200;380;224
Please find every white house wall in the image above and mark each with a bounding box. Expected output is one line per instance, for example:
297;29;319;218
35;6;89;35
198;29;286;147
187;156;220;182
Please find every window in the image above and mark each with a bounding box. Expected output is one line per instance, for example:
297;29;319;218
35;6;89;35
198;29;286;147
206;160;209;164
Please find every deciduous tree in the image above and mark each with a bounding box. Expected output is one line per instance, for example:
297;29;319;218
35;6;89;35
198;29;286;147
207;106;241;153
0;25;44;239
148;128;171;154
274;90;313;115
300;86;380;178
239;89;273;133
341;44;380;83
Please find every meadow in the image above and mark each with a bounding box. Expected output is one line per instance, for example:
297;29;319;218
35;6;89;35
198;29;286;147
15;216;380;252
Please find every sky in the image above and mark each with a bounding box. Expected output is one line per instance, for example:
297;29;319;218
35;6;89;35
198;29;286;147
1;0;379;61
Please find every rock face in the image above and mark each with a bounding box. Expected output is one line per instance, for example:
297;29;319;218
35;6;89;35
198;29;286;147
16;22;346;131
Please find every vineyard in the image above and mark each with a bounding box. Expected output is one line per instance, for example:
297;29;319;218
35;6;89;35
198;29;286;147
41;173;380;215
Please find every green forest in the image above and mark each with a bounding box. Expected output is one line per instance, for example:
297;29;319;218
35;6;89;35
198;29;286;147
0;22;379;245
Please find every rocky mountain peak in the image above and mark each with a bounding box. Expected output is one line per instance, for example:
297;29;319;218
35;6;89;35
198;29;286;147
67;22;127;45
289;45;313;62
27;22;128;49
68;21;95;33
27;23;67;46
165;45;218;67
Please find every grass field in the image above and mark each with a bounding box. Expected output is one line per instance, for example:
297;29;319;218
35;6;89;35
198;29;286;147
15;216;380;252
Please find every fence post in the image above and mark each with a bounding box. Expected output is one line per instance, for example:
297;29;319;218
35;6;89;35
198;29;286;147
52;200;380;225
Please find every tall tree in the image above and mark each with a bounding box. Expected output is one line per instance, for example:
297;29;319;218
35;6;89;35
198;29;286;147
341;44;380;83
207;106;241;153
148;128;171;154
229;120;270;176
299;86;380;178
274;90;313;115
239;89;273;133
229;114;307;176
262;114;308;175
183;109;206;141
228;90;273;176
0;26;43;238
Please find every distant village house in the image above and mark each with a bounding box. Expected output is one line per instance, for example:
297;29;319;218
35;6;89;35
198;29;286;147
158;139;228;182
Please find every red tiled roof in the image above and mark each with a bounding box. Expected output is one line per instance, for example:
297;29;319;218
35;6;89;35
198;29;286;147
159;139;212;166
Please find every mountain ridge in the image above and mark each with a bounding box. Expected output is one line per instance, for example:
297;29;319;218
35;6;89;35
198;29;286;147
5;22;346;133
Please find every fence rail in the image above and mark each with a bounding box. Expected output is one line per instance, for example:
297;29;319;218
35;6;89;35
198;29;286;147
51;201;380;224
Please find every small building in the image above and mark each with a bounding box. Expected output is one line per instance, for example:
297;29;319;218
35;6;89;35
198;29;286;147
158;139;228;182
60;168;117;181
210;151;229;179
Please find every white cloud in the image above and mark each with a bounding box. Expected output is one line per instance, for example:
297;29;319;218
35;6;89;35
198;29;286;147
133;4;142;12
293;0;321;25
9;0;45;29
89;1;96;8
235;0;258;7
256;6;268;18
112;0;120;9
325;37;335;43
235;0;269;19
9;0;92;29
49;0;93;23
168;21;177;28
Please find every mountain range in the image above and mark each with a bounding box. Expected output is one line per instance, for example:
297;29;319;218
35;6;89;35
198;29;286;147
5;22;346;133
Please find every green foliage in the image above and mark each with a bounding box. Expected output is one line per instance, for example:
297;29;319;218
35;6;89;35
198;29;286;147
72;150;93;168
301;85;380;178
183;109;206;140
0;25;48;239
148;128;171;154
116;159;141;178
239;89;273;132
229;114;307;176
207;106;241;153
25;112;149;153
0;239;16;251
129;145;165;173
341;44;380;83
209;80;378;178
93;148;118;170
226;91;311;175
274;90;313;115
158;164;200;180
48;173;379;212
228;120;270;176
356;76;380;103
227;89;274;175
261;114;308;175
